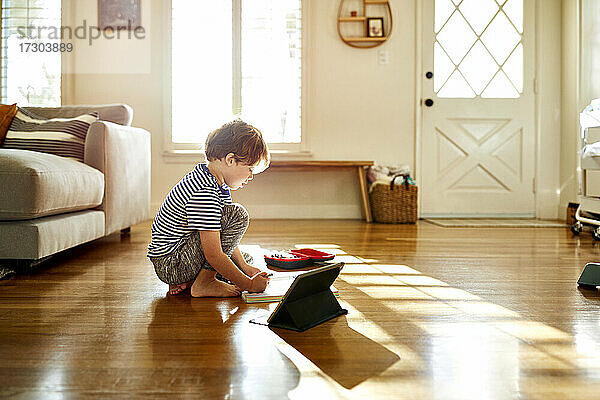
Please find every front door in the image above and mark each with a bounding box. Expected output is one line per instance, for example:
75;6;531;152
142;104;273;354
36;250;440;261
420;0;535;217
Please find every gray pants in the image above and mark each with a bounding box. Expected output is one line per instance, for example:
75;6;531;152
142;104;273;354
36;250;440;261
150;203;250;285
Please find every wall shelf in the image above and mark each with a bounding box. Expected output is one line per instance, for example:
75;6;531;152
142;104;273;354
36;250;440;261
338;17;366;22
343;37;387;42
337;0;393;48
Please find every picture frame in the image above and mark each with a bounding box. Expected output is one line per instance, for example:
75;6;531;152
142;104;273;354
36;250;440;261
98;0;141;30
367;17;384;38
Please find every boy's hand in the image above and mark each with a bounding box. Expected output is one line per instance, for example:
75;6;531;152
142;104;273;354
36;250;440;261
248;271;270;293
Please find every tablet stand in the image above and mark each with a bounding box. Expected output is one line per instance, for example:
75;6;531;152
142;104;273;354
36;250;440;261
272;290;347;332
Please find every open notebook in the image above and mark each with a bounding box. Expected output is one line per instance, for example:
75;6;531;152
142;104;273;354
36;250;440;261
242;271;339;304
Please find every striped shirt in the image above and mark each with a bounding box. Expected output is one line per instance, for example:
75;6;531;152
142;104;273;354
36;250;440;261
147;163;232;258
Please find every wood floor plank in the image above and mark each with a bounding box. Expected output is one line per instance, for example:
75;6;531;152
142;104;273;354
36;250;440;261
1;219;600;399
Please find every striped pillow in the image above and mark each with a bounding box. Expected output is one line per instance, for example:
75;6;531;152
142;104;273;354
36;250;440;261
1;108;99;162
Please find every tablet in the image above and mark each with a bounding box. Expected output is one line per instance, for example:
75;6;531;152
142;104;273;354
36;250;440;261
267;262;347;332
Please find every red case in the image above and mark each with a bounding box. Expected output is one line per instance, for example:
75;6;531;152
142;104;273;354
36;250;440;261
264;253;312;269
290;248;335;262
264;248;335;270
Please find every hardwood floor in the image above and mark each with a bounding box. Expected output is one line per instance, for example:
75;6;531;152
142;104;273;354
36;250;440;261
1;219;600;399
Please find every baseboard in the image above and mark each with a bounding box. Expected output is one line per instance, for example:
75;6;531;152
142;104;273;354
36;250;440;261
245;204;361;219
152;202;362;219
421;213;534;219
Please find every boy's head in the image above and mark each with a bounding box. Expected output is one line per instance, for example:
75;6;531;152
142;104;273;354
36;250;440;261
205;120;270;189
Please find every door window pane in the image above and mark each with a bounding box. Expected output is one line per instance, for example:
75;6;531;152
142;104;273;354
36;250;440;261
480;12;521;64
434;42;455;92
437;70;476;98
459;0;499;35
459;40;499;94
481;70;519;98
435;0;455;32
436;11;477;65
503;43;523;92
503;0;523;33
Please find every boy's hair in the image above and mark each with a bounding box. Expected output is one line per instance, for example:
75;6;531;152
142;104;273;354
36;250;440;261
205;120;270;172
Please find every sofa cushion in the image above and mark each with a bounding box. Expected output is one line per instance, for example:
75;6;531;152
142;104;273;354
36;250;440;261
24;104;133;126
0;210;105;259
0;104;17;145
2;108;98;162
0;149;104;221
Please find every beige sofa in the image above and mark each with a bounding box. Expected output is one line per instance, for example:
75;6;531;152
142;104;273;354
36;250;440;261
0;104;150;265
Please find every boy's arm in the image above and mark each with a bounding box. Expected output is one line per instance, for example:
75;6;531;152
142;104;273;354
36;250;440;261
200;231;269;292
231;246;261;276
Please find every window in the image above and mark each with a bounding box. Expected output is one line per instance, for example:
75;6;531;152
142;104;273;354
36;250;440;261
1;0;61;106
434;0;523;98
170;0;303;152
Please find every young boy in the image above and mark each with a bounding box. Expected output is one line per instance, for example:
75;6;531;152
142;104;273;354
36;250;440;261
147;120;270;297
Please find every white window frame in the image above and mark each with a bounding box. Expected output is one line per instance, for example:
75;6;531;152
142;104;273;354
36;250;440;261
162;0;312;163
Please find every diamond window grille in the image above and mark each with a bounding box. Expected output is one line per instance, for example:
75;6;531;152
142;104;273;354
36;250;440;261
434;0;523;98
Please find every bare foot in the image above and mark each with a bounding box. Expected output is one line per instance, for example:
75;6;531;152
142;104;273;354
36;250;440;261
169;281;193;295
191;269;241;298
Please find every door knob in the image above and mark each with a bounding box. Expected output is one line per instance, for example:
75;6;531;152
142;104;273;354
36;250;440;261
425;71;433;79
424;98;434;107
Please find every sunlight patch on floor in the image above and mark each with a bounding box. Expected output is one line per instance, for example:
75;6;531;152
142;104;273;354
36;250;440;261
333;253;600;390
491;320;574;342
334;255;372;264
539;342;600;370
339;264;382;274
382;300;462;317
293;244;341;249
370;264;422;274
418;286;482;301
247;241;600;395
393;275;449;286
450;301;520;318
339;275;408;286
356;286;434;300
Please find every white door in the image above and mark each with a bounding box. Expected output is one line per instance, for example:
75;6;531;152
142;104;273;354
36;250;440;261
420;0;535;217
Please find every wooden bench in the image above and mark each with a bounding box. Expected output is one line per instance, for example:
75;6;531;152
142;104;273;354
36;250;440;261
267;160;374;222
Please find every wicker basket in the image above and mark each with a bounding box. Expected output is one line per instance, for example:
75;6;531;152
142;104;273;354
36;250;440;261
369;174;418;224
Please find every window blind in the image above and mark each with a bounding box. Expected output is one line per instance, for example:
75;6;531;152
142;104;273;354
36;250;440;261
1;0;61;106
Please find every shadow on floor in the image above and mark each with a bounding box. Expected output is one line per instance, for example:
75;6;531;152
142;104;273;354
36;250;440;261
273;315;400;389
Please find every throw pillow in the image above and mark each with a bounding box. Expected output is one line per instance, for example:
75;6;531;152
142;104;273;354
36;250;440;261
0;104;17;145
1;108;99;162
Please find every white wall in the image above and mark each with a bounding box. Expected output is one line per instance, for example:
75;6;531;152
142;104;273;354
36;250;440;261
61;0;565;220
61;0;414;219
560;0;600;218
560;0;579;216
580;0;600;105
536;0;562;219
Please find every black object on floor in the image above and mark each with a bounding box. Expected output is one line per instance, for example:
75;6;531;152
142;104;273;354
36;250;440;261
578;263;600;289
0;264;15;280
264;262;347;332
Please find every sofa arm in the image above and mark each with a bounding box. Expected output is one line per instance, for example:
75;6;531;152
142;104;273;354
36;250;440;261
84;121;151;235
